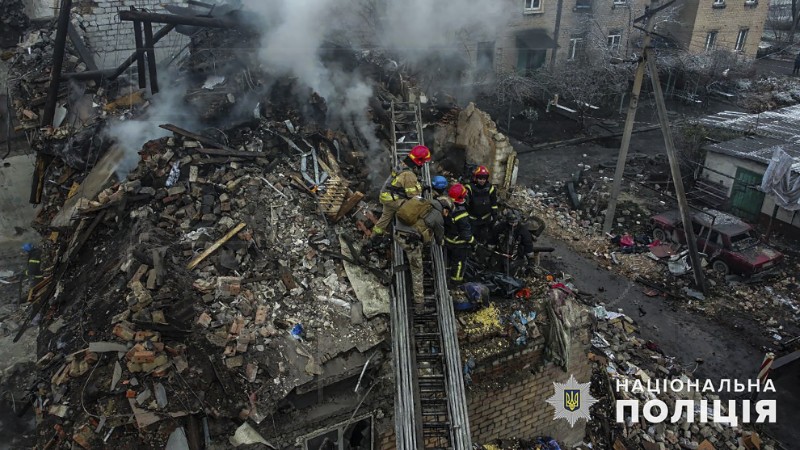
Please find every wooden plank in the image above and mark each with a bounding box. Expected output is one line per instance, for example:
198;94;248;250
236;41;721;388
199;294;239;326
194;147;264;158
159;124;238;153
67;21;98;71
186;222;246;270
333;191;364;222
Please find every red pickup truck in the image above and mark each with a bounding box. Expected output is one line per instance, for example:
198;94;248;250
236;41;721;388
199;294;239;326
650;209;783;276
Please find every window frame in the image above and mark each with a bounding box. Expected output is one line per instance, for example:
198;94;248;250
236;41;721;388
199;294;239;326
524;0;543;13
735;28;748;51
613;0;627;5
607;32;622;52
704;30;718;51
568;37;584;60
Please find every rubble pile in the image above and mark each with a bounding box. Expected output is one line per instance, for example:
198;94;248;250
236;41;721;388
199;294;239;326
735;77;800;113
587;309;780;450
24;121;396;447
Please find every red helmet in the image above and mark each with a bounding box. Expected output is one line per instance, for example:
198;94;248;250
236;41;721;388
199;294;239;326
473;165;490;181
448;183;468;204
408;145;431;166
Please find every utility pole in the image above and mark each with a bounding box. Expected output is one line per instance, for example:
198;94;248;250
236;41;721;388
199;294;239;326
603;3;669;233
646;49;706;292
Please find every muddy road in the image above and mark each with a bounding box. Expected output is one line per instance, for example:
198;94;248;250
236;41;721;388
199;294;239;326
536;234;800;446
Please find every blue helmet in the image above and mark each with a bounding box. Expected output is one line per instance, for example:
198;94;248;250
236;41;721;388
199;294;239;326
22;243;34;253
432;175;448;191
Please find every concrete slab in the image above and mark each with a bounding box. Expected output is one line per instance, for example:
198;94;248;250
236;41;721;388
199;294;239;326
50;145;123;228
0;154;40;247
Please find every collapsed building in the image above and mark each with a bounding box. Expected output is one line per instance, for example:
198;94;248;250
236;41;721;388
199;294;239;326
2;2;792;450
1;2;599;449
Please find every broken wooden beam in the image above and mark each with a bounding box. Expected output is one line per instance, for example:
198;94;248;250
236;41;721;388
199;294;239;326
333;191;364;222
118;10;239;28
159;124;238;153
67;21;98;72
186;222;246;270
195;147;264;158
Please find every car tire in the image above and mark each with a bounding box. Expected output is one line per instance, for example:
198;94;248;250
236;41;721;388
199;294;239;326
652;227;666;242
712;260;729;275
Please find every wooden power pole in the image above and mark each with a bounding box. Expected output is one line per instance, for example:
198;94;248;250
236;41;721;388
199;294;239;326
646;49;707;292
602;9;657;234
603;0;706;292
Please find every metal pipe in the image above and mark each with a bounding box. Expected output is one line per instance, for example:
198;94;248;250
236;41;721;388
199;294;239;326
143;20;159;94
41;0;72;128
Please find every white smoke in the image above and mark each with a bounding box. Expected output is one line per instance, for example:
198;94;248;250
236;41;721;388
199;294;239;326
241;0;510;185
104;81;197;178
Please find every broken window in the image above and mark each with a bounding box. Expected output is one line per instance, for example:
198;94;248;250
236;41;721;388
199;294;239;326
735;29;748;51
705;31;718;51
524;0;543;12
567;37;584;60
607;32;621;52
517;48;547;72
477;41;496;72
302;415;373;450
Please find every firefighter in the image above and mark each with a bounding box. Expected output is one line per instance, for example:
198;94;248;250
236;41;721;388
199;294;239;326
22;243;43;300
495;209;536;261
465;165;499;244
431;175;449;197
372;145;431;237
444;184;474;284
395;196;450;308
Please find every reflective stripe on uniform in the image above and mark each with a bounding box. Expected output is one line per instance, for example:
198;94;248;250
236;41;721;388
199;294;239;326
453;212;469;221
28;259;40;263
452;261;464;281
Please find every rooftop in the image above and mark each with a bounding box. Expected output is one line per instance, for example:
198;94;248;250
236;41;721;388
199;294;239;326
699;104;800;144
705;136;800;173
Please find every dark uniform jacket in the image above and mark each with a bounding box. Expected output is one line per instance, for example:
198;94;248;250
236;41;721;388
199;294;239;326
444;205;474;246
496;222;535;256
26;248;43;280
466;183;498;220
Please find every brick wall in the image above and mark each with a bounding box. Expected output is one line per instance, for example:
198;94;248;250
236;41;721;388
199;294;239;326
378;311;593;449
689;0;768;59
68;0;188;70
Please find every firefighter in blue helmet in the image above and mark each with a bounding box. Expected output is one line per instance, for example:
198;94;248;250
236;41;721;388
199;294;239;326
431;175;449;196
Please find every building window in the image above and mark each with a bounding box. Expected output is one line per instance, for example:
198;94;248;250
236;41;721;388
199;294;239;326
524;0;543;12
712;0;726;8
568;37;584;60
517;48;547;73
477;41;495;72
613;0;627;4
705;31;718;51
302;416;373;450
735;29;748;51
607;32;622;52
575;0;592;10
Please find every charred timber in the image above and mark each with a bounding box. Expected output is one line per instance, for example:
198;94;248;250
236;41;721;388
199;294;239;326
41;0;72;128
118;10;239;28
60;24;175;81
143;21;159;94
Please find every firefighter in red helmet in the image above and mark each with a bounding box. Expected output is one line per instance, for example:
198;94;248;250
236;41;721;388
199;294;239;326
465;165;498;244
372;145;431;236
443;183;474;284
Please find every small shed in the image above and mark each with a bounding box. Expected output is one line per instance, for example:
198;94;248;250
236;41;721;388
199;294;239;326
697;136;800;232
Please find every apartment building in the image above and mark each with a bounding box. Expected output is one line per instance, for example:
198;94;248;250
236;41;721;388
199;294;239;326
663;0;769;59
466;0;767;74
